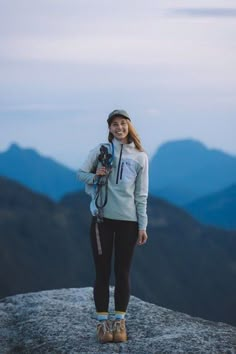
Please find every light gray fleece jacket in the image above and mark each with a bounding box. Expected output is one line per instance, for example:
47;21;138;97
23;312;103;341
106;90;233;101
77;138;148;230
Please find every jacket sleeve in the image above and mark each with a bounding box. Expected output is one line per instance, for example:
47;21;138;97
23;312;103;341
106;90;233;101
77;145;100;185
134;153;149;230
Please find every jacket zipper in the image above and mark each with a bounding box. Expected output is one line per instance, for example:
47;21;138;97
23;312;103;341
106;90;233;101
116;144;123;184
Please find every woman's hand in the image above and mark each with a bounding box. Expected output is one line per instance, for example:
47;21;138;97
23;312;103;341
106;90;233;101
137;230;148;245
93;166;111;183
96;166;107;176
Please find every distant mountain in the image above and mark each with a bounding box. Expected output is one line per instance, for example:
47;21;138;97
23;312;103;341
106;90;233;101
184;184;236;230
0;176;92;296
2;140;236;209
1;176;236;326
150;139;236;205
0;143;83;200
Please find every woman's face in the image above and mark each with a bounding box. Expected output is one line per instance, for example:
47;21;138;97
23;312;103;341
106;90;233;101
109;117;129;143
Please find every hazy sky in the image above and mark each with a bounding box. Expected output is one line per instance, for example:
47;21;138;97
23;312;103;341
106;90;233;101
0;0;235;168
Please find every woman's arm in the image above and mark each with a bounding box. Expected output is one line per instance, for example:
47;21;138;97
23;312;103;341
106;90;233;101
77;145;100;185
134;153;149;232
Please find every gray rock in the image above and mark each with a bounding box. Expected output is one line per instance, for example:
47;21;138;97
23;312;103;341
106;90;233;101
0;287;235;354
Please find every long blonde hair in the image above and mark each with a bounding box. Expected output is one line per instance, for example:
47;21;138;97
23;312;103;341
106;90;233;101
108;119;144;152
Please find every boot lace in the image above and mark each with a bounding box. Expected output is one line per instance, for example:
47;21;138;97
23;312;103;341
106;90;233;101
113;320;125;332
97;320;111;335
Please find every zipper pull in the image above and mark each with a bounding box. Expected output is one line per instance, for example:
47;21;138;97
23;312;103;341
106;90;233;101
116;144;124;184
120;162;124;180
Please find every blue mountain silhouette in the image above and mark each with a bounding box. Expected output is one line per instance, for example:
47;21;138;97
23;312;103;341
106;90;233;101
184;184;236;229
0;143;83;200
1;139;236;207
150;139;236;205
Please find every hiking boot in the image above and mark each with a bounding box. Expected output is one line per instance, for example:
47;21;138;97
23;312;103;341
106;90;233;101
96;320;113;343
113;319;127;342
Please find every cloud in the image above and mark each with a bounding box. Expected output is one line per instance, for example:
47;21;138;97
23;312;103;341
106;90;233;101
170;8;236;18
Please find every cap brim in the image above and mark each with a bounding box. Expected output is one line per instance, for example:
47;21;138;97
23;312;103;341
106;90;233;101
107;114;131;123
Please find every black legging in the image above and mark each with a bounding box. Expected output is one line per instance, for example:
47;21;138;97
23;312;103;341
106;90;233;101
90;217;138;313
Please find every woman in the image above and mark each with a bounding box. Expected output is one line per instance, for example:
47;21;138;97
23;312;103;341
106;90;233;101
77;109;148;343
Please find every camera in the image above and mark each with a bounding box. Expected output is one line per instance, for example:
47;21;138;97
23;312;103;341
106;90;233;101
98;145;113;168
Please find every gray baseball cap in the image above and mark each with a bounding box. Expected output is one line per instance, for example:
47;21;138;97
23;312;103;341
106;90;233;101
107;109;131;125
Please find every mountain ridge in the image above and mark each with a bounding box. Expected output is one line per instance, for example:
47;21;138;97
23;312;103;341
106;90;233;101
1;176;236;326
1;139;236;208
184;183;236;229
0;143;83;200
149;138;236;205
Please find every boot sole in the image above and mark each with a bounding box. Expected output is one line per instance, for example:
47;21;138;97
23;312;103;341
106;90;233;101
113;336;127;342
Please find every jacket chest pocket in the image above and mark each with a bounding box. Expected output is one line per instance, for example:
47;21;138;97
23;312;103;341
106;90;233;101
120;160;137;184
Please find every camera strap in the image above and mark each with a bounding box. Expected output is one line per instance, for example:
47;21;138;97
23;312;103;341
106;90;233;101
94;142;114;223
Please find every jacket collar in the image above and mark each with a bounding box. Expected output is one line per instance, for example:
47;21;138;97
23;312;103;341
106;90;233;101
112;137;135;150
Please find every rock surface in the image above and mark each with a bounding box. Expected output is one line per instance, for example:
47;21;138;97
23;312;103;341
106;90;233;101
0;287;235;354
